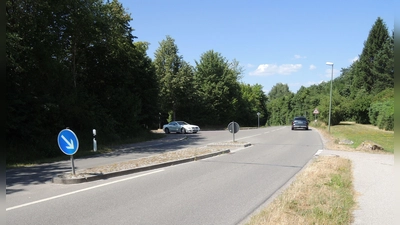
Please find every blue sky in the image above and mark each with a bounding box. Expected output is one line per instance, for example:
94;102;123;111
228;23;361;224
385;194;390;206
118;0;395;94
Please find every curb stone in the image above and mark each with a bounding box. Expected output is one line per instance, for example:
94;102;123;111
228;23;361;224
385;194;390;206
207;142;251;148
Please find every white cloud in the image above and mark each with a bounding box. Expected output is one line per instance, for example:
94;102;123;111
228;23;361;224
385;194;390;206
309;64;316;70
350;56;359;63
289;81;320;92
249;64;302;76
306;81;317;86
325;68;339;78
294;55;306;59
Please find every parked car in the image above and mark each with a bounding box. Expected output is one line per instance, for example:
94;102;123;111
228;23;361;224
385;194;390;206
291;116;309;130
163;121;200;134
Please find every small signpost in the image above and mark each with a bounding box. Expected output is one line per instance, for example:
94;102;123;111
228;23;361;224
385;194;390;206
313;108;319;122
228;121;240;142
57;128;79;175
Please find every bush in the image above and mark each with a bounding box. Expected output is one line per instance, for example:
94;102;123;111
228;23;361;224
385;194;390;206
369;99;394;131
381;113;394;130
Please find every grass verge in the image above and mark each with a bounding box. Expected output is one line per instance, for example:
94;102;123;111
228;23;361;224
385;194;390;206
246;156;355;225
311;121;393;153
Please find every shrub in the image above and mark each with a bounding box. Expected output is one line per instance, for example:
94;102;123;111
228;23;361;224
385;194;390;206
369;99;394;131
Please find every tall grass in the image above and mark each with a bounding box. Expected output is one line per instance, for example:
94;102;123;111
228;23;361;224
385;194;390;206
246;156;355;225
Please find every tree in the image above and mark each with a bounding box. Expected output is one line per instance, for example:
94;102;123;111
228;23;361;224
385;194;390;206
352;17;390;95
267;83;292;101
267;94;294;126
194;50;242;126
174;61;196;122
238;83;268;126
153;35;184;121
371;30;394;94
6;0;158;162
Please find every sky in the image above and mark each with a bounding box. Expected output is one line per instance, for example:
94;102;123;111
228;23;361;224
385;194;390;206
118;0;395;94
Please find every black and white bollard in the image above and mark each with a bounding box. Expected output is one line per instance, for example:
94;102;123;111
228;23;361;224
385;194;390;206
93;129;97;152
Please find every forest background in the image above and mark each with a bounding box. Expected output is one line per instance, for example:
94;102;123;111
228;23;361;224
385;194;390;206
6;0;394;163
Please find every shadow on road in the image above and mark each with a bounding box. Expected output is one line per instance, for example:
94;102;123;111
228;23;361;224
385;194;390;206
6;163;71;189
6;134;206;189
291;129;313;131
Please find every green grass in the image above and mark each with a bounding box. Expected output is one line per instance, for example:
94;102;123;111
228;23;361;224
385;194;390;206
331;122;394;153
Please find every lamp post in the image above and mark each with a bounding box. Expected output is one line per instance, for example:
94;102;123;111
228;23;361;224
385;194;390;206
257;112;260;128
326;62;334;133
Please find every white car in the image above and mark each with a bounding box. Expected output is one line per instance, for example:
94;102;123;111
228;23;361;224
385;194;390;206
162;121;200;134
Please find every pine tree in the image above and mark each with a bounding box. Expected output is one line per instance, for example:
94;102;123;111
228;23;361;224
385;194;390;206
352;17;390;95
371;30;394;93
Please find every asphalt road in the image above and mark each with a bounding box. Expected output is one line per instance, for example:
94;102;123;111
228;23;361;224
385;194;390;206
7;126;324;225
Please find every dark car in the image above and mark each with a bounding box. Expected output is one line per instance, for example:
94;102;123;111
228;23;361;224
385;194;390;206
291;116;309;130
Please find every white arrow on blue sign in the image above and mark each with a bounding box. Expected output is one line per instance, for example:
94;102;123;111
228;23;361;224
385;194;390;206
57;129;79;155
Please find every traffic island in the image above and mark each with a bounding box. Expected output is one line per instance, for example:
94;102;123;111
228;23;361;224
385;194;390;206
52;149;231;184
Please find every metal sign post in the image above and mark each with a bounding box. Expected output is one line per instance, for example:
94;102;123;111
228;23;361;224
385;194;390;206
70;155;75;175
228;121;240;142
233;122;235;142
57;128;79;175
313;108;319;124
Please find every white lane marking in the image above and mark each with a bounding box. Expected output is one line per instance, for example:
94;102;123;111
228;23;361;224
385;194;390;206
236;127;286;141
315;149;323;156
6;169;164;211
236;134;260;141
229;127;287;152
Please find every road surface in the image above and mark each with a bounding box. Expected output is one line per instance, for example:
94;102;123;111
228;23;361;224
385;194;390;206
7;126;323;225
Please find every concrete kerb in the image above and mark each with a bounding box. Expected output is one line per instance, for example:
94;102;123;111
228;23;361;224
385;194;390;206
207;142;252;148
52;149;231;185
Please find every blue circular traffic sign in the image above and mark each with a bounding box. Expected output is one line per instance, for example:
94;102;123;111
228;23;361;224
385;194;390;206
57;129;79;155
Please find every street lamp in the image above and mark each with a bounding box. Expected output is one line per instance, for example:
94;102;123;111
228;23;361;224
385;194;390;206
326;62;334;133
257;112;261;128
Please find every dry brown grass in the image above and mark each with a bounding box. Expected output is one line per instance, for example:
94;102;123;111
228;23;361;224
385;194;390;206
246;156;355;225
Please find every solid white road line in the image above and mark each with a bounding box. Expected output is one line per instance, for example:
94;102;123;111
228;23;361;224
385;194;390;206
6;169;164;211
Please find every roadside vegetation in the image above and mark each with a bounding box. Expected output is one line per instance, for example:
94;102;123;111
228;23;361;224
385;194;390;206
7;1;393;168
246;156;355;225
313;121;394;153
